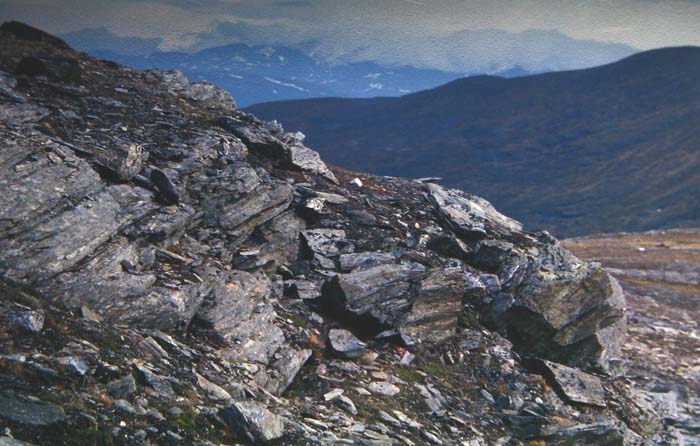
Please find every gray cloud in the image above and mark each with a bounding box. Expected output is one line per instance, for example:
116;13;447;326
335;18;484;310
1;0;698;70
270;1;313;7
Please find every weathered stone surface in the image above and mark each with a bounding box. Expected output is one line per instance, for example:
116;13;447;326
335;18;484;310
539;360;606;407
219;401;284;444
284;280;321;300
543;419;642;446
428;182;626;372
0;437;37;446
328;328;367;359
0;395;65;426
338;251;396;273
254;210;305;268
426;234;471;260
301;229;354;258
107;375;137;398
0;306;44;333
0;70;25;103
196;373;232;401
92;141;145;181
151;69;237;111
196;272;285;365
426;183;522;240
401;267;464;343
34;238;206;331
150;168;179;204
320;262;427;331
134;364;176;399
218;114;336;182
203;164;294;244
368;382;400;397
262;347;312;395
496;255;627;372
1;185;154;285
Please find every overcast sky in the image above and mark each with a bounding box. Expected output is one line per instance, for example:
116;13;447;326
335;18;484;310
2;0;699;71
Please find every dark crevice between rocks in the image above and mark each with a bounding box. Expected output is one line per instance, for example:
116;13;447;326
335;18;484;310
314;283;388;340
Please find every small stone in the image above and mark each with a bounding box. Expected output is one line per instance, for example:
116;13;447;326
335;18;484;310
399;352;415;366
301;229;353;258
368;381;400;397
134;364;176;399
354;387;372;396
304;197;325;213
324;388;344;401
147;408;165;421
196;373;232;401
0;309;44;333
107;375;137;398
378;410;401;426
80;305;103;322
303;417;329;430
336;395;357;415
350;178;363;187
392;410;422;429
0;395;65;427
539;360;606;407
113;399;136;414
56;356;88;376
166;431;184;443
328;329;367;359
421;430;444;445
150;168;179;205
219;401;284;443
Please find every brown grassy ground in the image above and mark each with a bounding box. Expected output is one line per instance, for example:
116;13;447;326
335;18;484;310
564;229;700;395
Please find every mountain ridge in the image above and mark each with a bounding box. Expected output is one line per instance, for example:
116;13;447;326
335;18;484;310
247;46;700;237
71;39;469;107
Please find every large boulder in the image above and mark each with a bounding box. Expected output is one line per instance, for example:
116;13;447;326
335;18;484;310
426;184;626;372
401;267;465;343
319;262;427;333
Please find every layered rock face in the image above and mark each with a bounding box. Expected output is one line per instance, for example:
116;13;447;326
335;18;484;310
0;22;663;446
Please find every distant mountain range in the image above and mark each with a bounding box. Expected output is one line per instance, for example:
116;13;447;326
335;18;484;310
86;43;470;107
63;28;473;106
63;27;635;107
247;47;700;237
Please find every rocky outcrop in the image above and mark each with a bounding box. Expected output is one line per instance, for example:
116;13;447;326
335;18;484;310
0;22;664;446
426;184;626;372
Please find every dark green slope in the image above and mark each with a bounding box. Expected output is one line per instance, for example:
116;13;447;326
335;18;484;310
247;47;700;236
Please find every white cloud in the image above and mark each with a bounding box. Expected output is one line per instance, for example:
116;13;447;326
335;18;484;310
1;0;698;71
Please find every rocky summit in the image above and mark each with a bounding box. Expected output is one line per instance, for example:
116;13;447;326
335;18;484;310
0;22;672;446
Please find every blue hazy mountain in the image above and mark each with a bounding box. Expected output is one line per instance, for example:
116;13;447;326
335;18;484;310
247;47;700;237
64;27;636;107
64;33;465;106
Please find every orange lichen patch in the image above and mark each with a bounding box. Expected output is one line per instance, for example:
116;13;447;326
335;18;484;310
94;394;113;406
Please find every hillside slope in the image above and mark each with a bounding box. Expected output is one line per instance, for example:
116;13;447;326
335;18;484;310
247;47;700;237
0;21;675;446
